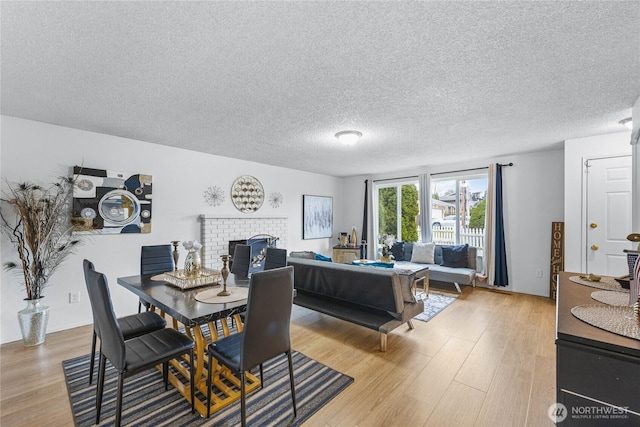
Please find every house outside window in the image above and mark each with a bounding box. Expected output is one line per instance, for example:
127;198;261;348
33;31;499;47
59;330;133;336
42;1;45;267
373;179;420;258
431;173;487;259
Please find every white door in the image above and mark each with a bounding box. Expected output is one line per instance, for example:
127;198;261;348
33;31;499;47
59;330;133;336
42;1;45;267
586;156;633;276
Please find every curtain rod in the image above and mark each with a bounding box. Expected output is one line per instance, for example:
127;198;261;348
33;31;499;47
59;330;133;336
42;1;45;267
372;175;418;183
431;163;514;176
431;166;488;176
374;163;513;181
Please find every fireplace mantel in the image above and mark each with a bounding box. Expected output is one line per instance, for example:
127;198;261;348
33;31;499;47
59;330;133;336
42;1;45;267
199;215;288;269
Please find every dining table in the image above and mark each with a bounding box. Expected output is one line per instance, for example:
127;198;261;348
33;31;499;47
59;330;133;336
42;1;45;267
117;272;260;417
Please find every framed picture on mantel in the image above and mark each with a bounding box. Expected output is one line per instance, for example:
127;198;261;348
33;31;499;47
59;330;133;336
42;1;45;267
303;195;333;239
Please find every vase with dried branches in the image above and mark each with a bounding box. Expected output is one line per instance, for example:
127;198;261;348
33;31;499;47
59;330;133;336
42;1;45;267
1;176;81;346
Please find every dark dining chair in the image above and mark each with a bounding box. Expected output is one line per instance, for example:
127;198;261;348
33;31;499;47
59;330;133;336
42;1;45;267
264;247;287;271
85;264;195;427
139;244;175;312
206;266;297;426
230;243;251;279
83;260;167;385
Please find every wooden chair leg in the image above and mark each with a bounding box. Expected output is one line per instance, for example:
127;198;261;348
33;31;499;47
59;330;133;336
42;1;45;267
206;352;212;418
89;330;97;384
287;351;297;418
407;319;415;330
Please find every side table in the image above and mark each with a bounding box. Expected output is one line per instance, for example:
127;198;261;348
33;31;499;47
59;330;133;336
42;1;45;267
332;245;363;264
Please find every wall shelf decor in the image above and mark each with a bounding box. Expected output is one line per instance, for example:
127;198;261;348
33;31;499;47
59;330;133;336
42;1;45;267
231;175;264;213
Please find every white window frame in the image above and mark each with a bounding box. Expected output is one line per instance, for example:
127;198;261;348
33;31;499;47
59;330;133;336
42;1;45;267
372;177;420;258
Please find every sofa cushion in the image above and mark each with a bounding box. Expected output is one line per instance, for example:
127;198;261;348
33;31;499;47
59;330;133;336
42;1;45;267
289;251;316;259
440;244;469;268
390;242;405;261
411;242;435;264
429;265;476;285
404;243;414;261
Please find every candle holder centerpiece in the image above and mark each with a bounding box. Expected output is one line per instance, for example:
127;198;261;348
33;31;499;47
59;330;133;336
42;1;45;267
218;254;231;296
171;241;180;271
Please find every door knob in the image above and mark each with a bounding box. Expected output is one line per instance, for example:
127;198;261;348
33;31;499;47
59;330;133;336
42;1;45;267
590;223;598;229
591;244;599;251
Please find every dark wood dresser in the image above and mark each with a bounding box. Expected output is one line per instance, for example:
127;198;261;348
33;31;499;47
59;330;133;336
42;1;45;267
556;272;640;426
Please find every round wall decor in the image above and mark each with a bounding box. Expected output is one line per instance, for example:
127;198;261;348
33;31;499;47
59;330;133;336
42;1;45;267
231;175;264;213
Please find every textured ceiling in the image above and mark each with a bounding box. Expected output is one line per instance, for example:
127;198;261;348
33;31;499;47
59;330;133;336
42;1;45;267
2;1;639;177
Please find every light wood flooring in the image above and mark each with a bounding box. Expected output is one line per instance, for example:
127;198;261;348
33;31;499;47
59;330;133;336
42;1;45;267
0;286;557;426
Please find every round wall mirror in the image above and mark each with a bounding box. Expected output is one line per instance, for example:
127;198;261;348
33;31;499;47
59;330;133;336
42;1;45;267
98;189;141;225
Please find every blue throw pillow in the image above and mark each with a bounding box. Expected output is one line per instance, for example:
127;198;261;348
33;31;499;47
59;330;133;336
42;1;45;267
440;244;468;268
315;253;333;262
390;242;405;261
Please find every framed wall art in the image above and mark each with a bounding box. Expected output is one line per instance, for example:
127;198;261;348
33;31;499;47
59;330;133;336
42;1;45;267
71;166;152;234
303;195;333;239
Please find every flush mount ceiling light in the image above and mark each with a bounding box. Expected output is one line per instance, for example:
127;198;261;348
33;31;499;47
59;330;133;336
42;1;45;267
335;130;362;145
619;117;633;129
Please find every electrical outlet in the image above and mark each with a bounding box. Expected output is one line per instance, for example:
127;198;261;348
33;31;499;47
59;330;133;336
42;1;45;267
69;291;80;304
536;269;543;278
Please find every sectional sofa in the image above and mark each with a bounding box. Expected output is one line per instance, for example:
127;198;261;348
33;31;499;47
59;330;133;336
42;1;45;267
392;242;478;293
286;257;424;351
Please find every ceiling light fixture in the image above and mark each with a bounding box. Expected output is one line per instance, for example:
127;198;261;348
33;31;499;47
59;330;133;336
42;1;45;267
619;117;633;129
335;130;362;145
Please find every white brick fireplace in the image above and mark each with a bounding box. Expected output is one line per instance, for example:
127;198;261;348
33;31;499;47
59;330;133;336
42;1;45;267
199;215;288;269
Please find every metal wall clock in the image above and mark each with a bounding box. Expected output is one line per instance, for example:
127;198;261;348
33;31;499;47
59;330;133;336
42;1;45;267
231;175;264;213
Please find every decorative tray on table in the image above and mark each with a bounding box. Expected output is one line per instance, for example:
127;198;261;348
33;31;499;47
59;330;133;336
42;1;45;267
162;268;222;290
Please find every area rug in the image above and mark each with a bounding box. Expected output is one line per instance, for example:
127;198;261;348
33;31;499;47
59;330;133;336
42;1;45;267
414;291;458;322
63;350;353;426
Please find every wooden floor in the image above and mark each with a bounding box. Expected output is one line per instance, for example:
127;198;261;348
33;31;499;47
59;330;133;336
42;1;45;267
0;286;557;426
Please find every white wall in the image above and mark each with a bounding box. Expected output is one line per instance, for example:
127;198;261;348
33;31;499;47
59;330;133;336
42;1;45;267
632;95;640;232
564;132;632;273
342;149;565;297
0;116;343;344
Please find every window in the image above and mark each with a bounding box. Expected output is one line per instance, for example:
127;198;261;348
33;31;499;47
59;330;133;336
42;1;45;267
373;179;420;257
431;173;487;255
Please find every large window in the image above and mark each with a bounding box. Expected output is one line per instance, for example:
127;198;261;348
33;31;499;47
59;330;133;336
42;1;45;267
431;173;487;255
373;179;420;257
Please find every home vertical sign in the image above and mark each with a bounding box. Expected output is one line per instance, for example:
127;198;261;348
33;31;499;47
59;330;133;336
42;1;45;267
550;222;565;300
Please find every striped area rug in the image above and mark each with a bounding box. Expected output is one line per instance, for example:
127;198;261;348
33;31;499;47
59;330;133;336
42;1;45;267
63;350;353;426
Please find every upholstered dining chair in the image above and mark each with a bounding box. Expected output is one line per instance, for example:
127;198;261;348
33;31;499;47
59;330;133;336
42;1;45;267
139;244;175;312
264;247;287;271
206;266;297;426
83;260;167;385
84;263;195;427
230;243;251;279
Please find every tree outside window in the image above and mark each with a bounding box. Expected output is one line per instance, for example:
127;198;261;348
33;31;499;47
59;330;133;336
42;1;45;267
375;181;420;257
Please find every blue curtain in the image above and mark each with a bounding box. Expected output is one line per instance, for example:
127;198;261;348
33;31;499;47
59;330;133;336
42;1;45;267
361;180;368;259
494;164;509;286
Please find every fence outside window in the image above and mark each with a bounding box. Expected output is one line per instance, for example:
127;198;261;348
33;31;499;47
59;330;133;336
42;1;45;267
432;226;485;252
